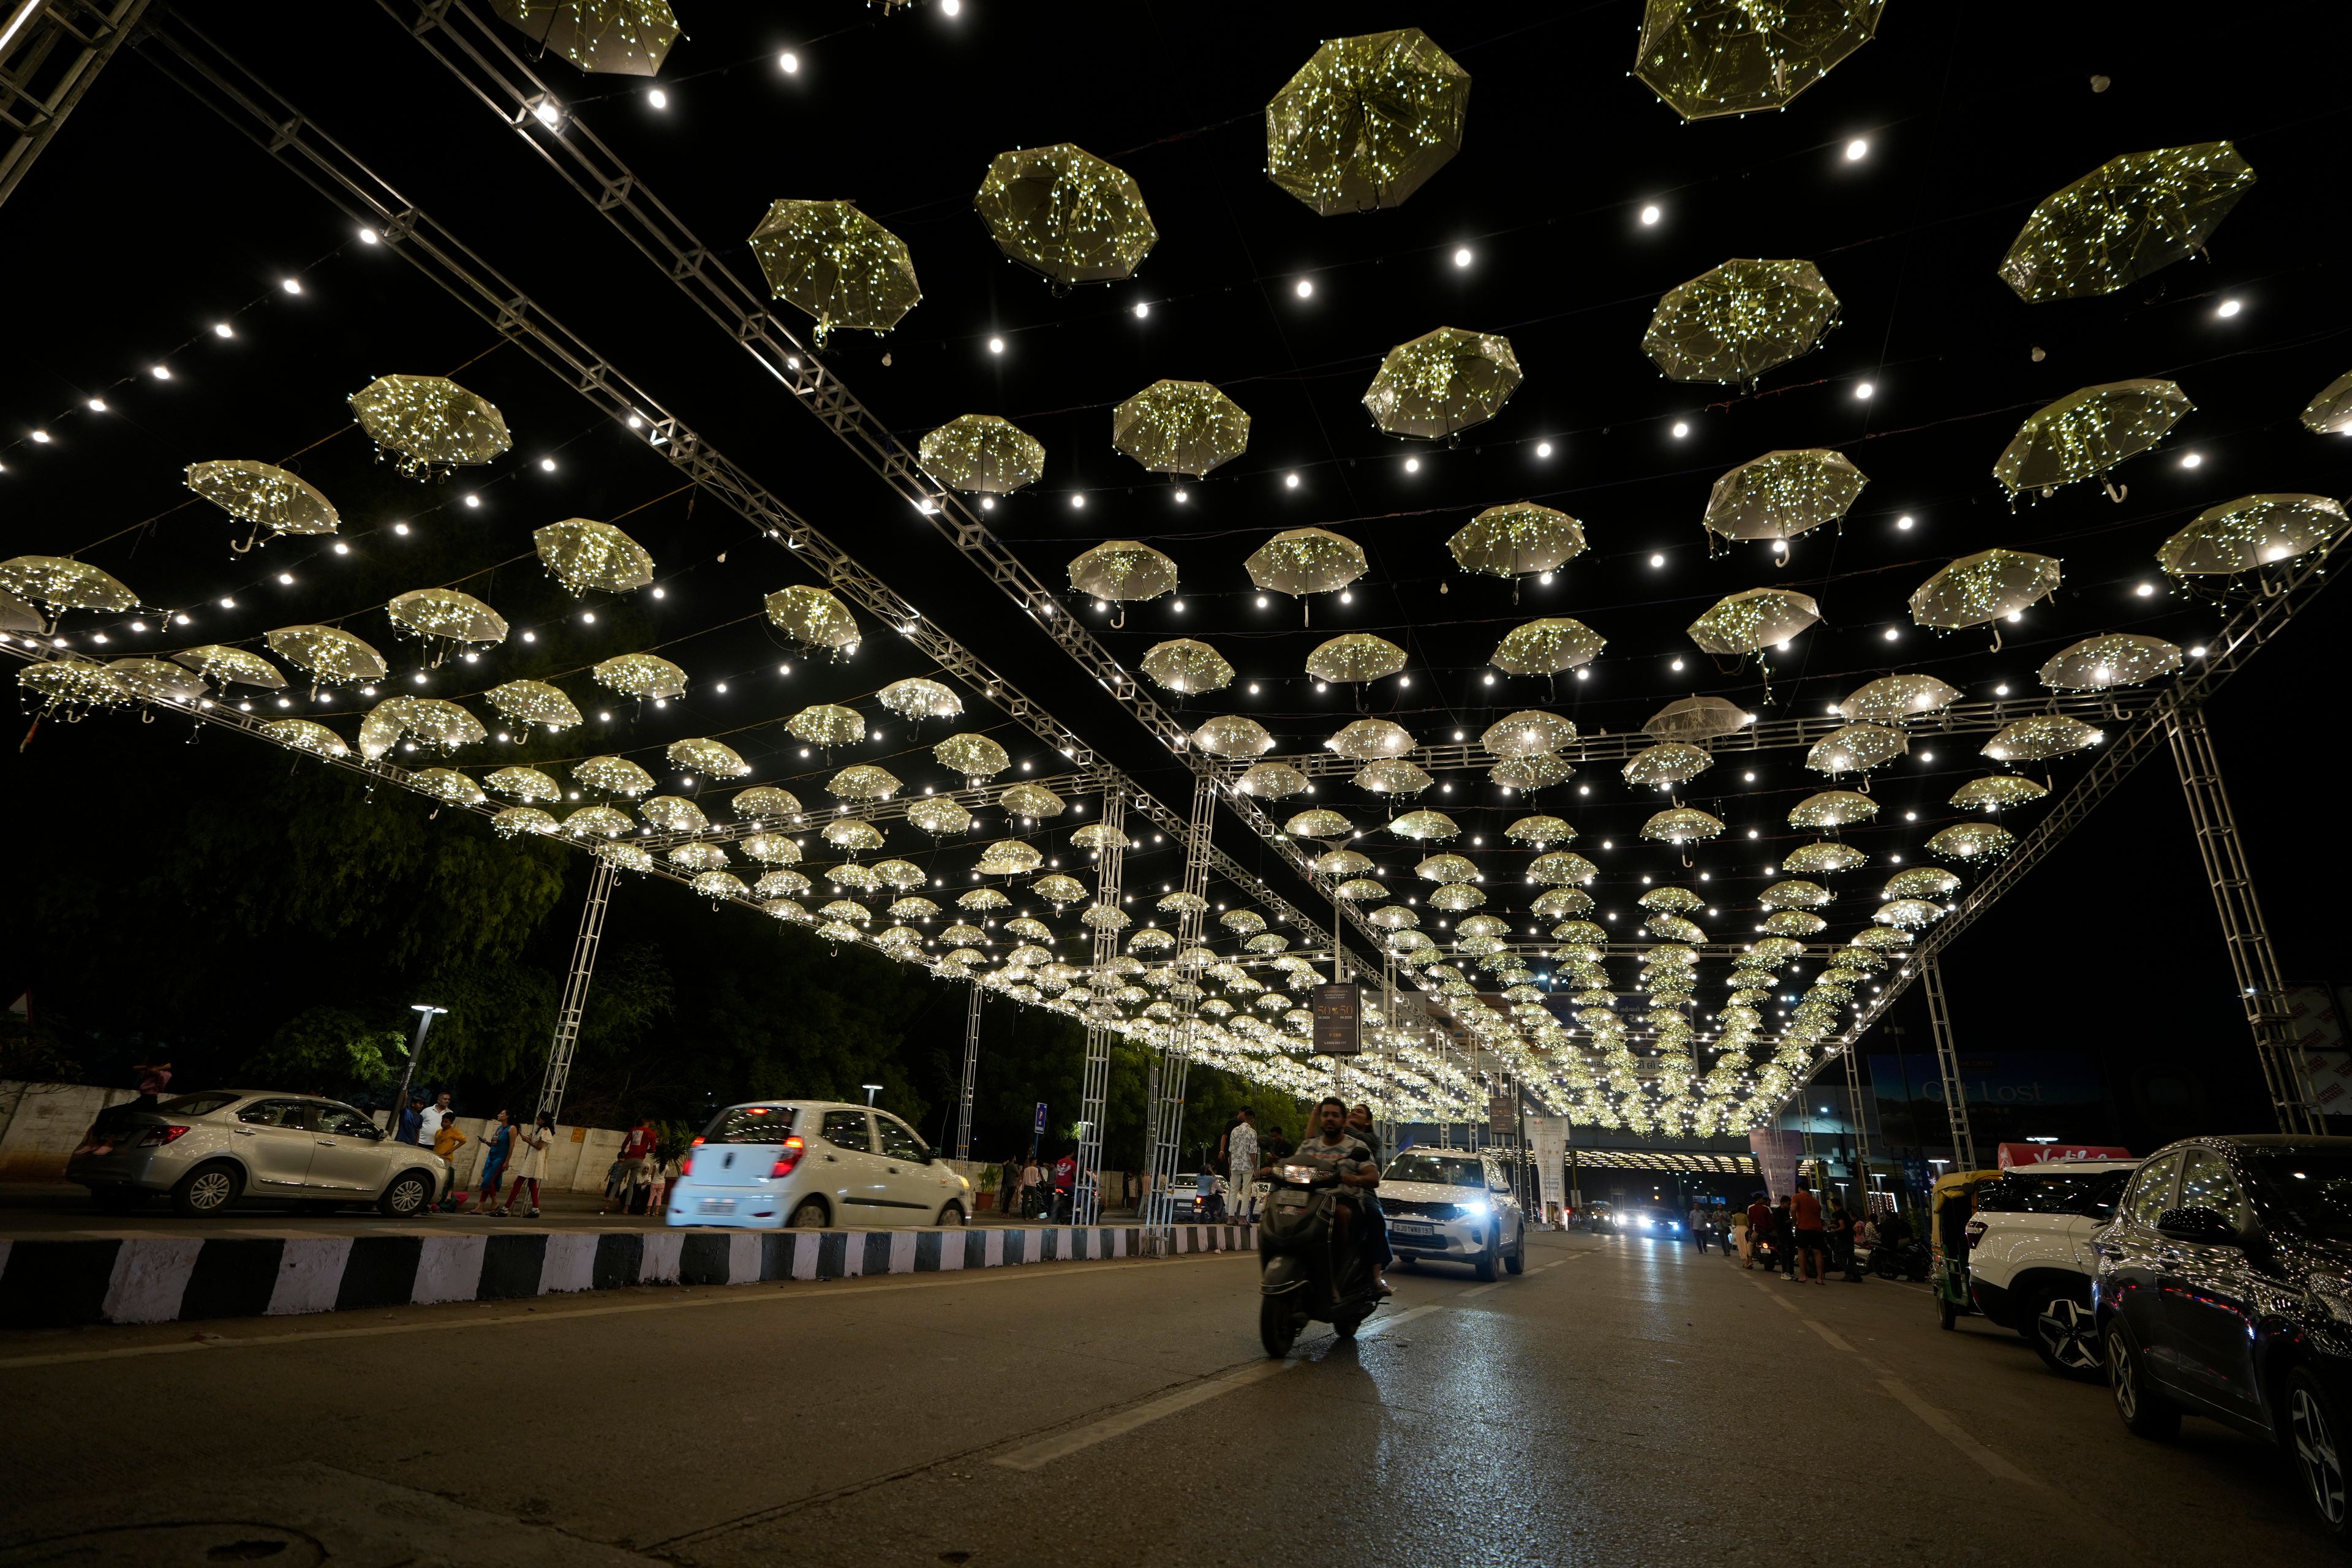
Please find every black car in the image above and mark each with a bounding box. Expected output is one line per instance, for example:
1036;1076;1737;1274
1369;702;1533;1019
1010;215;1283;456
2093;1135;2352;1540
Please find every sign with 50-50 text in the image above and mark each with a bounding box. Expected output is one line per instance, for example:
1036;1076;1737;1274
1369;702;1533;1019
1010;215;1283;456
1311;982;1361;1056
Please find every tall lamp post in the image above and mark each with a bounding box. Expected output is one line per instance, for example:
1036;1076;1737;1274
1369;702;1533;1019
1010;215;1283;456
388;1004;447;1139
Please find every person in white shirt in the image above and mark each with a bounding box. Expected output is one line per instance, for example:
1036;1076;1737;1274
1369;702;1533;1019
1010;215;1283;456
417;1092;454;1144
496;1112;556;1218
1227;1109;1260;1223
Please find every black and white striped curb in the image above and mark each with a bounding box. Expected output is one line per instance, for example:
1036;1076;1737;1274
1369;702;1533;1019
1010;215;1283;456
0;1223;1259;1329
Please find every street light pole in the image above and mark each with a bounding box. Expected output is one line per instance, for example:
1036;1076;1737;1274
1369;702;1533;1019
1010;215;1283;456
388;1005;446;1139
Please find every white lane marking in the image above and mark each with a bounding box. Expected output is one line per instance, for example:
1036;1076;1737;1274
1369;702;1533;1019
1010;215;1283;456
0;1252;1254;1370
992;1358;1299;1471
1875;1375;2036;1484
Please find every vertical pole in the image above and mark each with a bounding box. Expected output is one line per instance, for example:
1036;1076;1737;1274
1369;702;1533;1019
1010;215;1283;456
536;855;617;1123
2165;705;2322;1133
1920;954;1976;1172
1074;789;1125;1223
1142;771;1214;1247
954;977;981;1162
1840;1043;1874;1196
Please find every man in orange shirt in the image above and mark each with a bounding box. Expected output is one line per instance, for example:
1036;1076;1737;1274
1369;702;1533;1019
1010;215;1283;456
1790;1177;1829;1286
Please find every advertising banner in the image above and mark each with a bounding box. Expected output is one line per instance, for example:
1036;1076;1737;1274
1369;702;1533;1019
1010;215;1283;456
1748;1129;1804;1203
1526;1115;1568;1216
1311;982;1361;1056
1996;1142;2132;1169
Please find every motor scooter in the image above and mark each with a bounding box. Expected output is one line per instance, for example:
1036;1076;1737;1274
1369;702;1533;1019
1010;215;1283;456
1257;1159;1382;1357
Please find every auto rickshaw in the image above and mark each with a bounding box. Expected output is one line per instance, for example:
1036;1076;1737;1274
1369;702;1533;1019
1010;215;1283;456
1930;1167;2002;1330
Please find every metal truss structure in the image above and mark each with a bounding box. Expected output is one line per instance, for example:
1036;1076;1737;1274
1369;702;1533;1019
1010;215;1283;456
537;855;617;1121
954;978;981;1162
0;0;145;208
1072;788;1125;1223
1918;955;1975;1172
1140;774;1215;1242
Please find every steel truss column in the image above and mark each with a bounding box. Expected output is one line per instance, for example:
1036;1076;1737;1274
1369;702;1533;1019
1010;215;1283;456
1072;789;1126;1224
1142;774;1215;1246
1920;955;1975;1172
1839;1044;1874;1193
2166;705;2323;1133
0;0;148;209
954;978;981;1163
536;856;617;1123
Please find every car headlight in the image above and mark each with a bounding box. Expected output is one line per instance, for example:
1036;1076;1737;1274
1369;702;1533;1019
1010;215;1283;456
1639;1218;1653;1229
1668;1223;1680;1232
2307;1274;2352;1327
1280;1164;1317;1184
1455;1199;1490;1218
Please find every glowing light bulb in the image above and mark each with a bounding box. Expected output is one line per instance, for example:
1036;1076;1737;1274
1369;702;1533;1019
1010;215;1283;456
778;51;799;72
1453;247;1472;268
1640;205;1661;225
1671;421;1689;438
1845;138;1868;160
1295;279;1314;298
1855;381;1874;399
987;336;1004;354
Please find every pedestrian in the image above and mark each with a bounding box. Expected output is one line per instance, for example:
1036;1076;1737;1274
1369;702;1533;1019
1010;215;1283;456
470;1109;513;1213
1829;1196;1861;1281
1790;1179;1828;1285
649;1150;680;1216
431;1114;469;1211
605;1117;657;1215
497;1112;555;1218
1052;1145;1077;1222
1688;1201;1709;1251
1018;1153;1044;1217
1852;1208;1880;1276
1771;1196;1798;1278
1226;1107;1260;1223
394;1096;426;1145
418;1091;454;1145
1743;1192;1771;1270
997;1155;1020;1216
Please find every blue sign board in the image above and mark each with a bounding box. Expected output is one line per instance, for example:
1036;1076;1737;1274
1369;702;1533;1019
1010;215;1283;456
1033;1101;1049;1134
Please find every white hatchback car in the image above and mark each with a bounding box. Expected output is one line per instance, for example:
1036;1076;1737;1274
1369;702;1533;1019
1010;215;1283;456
665;1100;971;1229
1377;1147;1526;1280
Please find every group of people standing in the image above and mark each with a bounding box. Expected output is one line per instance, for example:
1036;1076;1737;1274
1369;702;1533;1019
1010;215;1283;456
1729;1180;1888;1283
393;1093;556;1216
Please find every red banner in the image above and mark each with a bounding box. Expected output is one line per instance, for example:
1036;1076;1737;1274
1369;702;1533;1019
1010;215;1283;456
1995;1142;2132;1169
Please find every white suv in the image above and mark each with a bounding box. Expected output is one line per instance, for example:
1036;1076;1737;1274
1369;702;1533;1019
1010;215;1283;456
665;1101;971;1229
1963;1158;2139;1378
1378;1147;1527;1281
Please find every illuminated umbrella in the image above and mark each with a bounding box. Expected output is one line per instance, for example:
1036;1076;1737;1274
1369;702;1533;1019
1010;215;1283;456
1447;503;1588;581
1908;549;2061;631
492;806;556;839
1429;884;1485;912
1641;886;1703;916
829;764;902;802
2159;494;2344;576
1139;638;1233;695
741;834;802;865
1389;810;1460;842
412;769;486;808
935;733;1010;782
1686;588;1819;654
1306;633;1406;684
388;589;507;647
1265;28;1469;216
1634;0;1885;121
1623;742;1713;789
1491;617;1605;674
1703;449;1866;545
1885;867;1961;902
574;755;655;796
593;652;688;699
184;460;339;548
1837;673;1958;725
958;888;1011;912
534;519;654;595
1781;841;1866;875
646;797;711;833
0;586;34;633
1950;775;2048;813
2302;371;2352;435
1003;783;1068;818
1642;807;1724;845
172;645;285;690
1642;695;1751;741
670;737;750;778
785;704;864;747
1999;143;2256;303
483;679;582;731
1482;710;1577;758
1246;528;1366;601
1327;718;1415;760
919;414;1046;495
1505;815;1574;848
1491;755;1572;791
1337;878;1389;903
2040;633;2181;691
1362;327;1522;440
1788;790;1876;828
565;804;632;840
1112;381;1251;478
0;556;135;620
1222;910;1268;937
1355;758;1432;795
1805;722;1907;775
1928;823;2016;861
747;199;920;345
266;625;387;684
107;658;204;705
349;375;511;478
1286;809;1354;839
488;0;677;74
735;786;802;820
764;584;861;657
1762;912;1826;938
909;797;976;835
1235;761;1308;799
358;696;484;759
1983;714;2102;763
1068;541;1178;609
1644;260;1841;385
974;143;1156;287
1526;851;1598;886
1191;714;1275;758
824;821;886;856
597;843;655;874
873;860;927;892
1993;380;2191;499
1029;874;1087;908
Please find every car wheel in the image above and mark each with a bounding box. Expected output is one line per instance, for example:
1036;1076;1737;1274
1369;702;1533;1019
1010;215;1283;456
377;1170;432;1218
1474;1242;1498;1283
2288;1366;2352;1540
2032;1292;2106;1381
1939;1297;1958;1330
937;1200;967;1227
171;1162;241;1218
1398;1256;1420;1272
1506;1232;1526;1276
2105;1321;2181;1440
789;1197;831;1229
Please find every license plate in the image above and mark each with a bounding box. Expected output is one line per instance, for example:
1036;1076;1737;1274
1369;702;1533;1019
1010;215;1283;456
1390;1222;1435;1236
698;1197;737;1215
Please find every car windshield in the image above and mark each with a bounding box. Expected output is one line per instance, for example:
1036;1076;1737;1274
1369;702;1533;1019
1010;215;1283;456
2242;1152;2352;1238
1384;1153;1486;1188
700;1105;801;1144
154;1092;239;1117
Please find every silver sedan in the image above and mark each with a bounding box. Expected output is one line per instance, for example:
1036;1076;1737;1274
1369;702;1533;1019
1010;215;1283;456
67;1090;451;1218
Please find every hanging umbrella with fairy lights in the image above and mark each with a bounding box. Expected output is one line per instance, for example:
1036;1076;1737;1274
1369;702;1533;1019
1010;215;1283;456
1482;709;1577;756
1998;142;2257;303
1447;503;1587;581
1362;326;1522;440
1327;718;1415;759
172;644;285;691
1643;259;1841;385
785;703;864;747
1950;775;2048;812
1139;638;1233;695
534;519;655;595
483;679;581;733
349;375;511;479
2158;494;2344;576
1788;790;1877;828
1112;380;1250;477
1246;528;1366;619
386;589;507;657
1068;541;1177;624
184;460;339;552
1634;0;1886;121
266;624;386;685
1306;633;1406;684
1994;380;2192;500
878;677;962;723
0;556;136;627
919;414;1046;495
358;696;484;760
1983;714;2103;763
974;143;1156;288
1687;588;1819;655
488;0;679;74
2040;633;2182;691
1806;723;1908;775
764;584;861;657
934;733;1010;782
1236;761;1309;798
748;200;921;345
593;652;688;699
1264;28;1469;216
1909;548;2061;639
1623;742;1714;790
1703;448;1866;548
1642;695;1751;740
670;737;750;778
1928;822;2017;861
1837;673;1959;725
1491;617;1606;676
1191;715;1276;758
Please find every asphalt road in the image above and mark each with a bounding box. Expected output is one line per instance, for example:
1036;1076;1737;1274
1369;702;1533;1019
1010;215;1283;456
0;1230;2329;1567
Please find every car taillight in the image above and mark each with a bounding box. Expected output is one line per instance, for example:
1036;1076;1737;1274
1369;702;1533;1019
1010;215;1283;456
135;1125;190;1147
771;1136;805;1179
682;1138;701;1178
1964;1218;1986;1251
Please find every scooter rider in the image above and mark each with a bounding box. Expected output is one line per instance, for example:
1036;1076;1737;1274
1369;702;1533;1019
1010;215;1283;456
1265;1097;1380;1272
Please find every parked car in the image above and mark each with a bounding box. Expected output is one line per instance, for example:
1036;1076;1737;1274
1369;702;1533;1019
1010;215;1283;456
2093;1135;2352;1541
1378;1147;1526;1281
665;1101;971;1229
66;1090;451;1218
1964;1158;2139;1376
